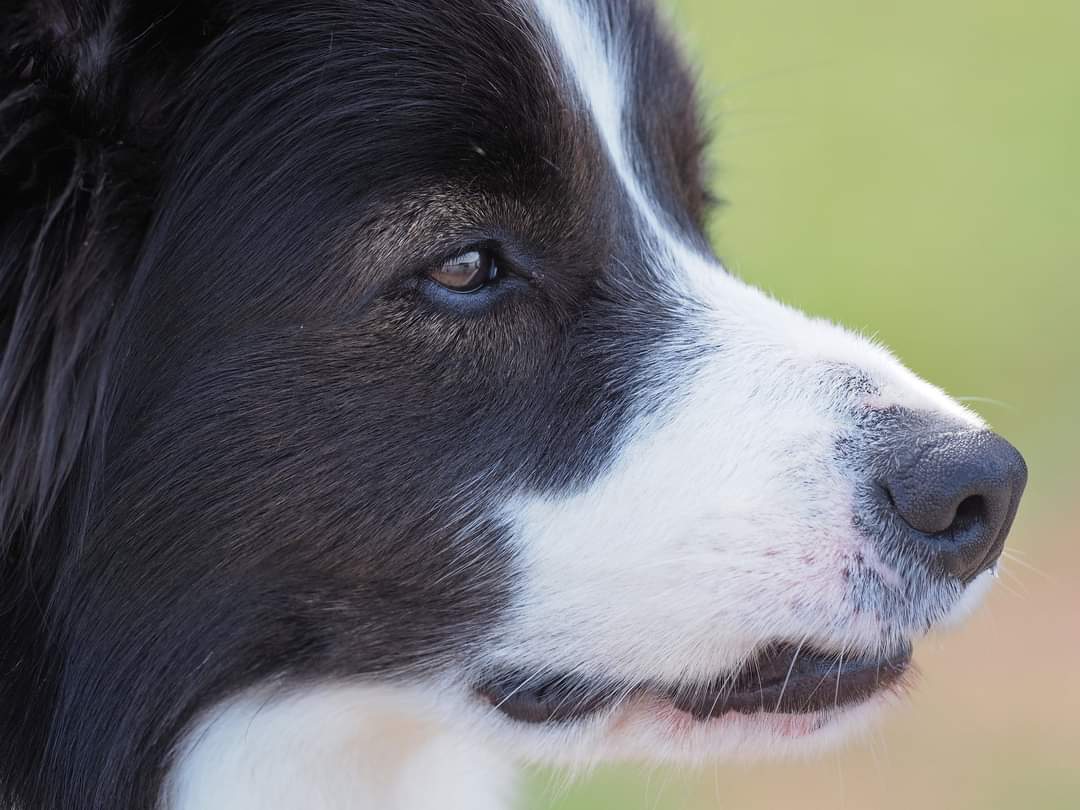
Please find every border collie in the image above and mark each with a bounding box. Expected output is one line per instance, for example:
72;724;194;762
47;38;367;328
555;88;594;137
0;1;1027;808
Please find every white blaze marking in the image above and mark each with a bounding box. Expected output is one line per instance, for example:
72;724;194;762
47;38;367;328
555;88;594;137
532;0;682;251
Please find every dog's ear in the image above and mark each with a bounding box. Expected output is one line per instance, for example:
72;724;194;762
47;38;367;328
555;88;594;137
0;2;224;575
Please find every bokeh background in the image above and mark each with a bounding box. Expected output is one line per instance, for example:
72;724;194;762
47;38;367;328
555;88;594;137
525;0;1080;807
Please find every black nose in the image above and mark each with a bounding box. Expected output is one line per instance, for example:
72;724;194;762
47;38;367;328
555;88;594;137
879;429;1027;582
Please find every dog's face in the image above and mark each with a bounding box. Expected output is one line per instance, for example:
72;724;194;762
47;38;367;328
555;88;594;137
1;0;1026;802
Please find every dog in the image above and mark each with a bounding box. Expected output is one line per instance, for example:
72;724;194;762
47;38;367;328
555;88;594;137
0;1;1028;808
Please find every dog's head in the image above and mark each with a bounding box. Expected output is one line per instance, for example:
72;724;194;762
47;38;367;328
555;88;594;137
1;0;1025;804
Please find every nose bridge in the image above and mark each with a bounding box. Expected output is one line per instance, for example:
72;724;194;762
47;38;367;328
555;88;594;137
677;249;970;416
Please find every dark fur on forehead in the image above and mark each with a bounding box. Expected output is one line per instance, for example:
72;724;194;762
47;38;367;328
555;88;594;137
1;1;714;808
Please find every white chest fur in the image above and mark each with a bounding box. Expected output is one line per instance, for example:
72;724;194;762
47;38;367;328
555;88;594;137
165;685;515;810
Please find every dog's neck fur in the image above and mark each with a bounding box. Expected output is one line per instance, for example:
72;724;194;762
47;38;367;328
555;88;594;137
166;686;514;810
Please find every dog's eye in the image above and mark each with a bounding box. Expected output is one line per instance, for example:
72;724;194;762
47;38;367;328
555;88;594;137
427;249;498;292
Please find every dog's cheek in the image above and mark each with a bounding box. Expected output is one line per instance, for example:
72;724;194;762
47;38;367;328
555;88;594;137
485;337;850;677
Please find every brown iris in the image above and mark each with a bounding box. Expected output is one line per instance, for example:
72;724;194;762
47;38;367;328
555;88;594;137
427;249;496;292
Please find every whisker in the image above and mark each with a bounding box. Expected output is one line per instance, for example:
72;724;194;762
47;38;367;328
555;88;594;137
1000;549;1053;581
954;395;1014;409
834;648;845;713
774;638;806;713
647;763;673;810
868;727;886;773
549;673;609;721
803;648;843;713
546;761;578;803
990;575;1026;601
754;654;765;715
484;667;552;719
996;562;1031;593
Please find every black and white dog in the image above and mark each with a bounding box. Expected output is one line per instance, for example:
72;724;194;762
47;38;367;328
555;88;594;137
0;1;1027;808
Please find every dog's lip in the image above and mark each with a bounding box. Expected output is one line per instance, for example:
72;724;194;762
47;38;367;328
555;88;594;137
666;641;912;719
474;642;912;725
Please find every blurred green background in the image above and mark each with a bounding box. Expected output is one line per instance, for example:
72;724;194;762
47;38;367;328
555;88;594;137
526;0;1079;808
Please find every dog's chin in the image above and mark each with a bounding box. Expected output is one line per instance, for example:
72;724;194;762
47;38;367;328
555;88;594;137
471;642;913;764
567;688;899;764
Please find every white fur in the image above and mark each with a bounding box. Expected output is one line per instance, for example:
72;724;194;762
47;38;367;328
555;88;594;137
491;0;987;756
166;684;515;810
939;567;997;629
169;1;995;807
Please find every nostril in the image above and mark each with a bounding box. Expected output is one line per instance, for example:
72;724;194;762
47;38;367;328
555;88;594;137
947;495;986;535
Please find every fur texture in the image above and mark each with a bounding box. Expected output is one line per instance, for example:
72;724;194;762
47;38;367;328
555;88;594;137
0;2;1022;809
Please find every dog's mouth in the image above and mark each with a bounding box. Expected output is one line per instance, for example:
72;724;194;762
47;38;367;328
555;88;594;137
475;642;912;725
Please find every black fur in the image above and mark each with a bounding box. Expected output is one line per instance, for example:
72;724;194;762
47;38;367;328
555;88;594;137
0;1;712;807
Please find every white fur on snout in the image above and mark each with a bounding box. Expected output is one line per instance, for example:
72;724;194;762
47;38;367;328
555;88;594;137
500;350;863;682
494;0;993;759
